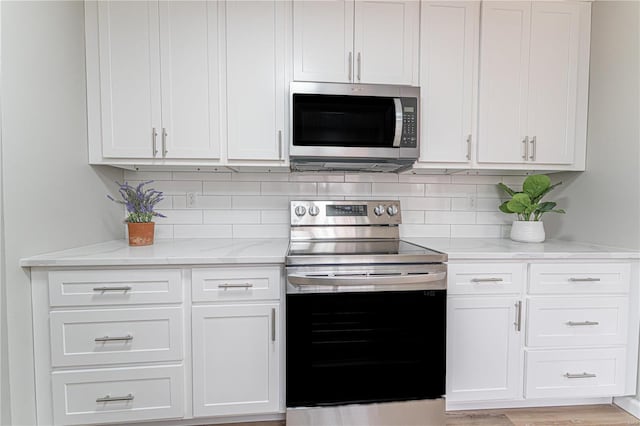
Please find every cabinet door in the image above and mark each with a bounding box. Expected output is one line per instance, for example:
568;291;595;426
192;304;280;417
354;0;419;85
159;1;221;159
419;1;479;163
225;1;286;161
447;297;522;402
293;0;354;83
477;2;531;164
526;2;581;164
97;1;161;158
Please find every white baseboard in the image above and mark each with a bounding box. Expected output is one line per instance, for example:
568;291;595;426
614;396;640;420
446;397;612;411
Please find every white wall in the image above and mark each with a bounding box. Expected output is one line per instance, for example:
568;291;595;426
546;0;640;251
0;1;123;423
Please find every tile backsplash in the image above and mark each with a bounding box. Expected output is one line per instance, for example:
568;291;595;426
124;170;526;239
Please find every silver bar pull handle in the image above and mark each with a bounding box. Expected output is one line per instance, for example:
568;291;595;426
357;52;361;82
271;308;276;342
162;128;168;157
471;277;503;283
218;283;253;289
522;136;529;160
564;372;597;379
529;135;536;161
569;277;601;282
278;130;282;159
348;52;353;82
514;301;522;332
566;321;599;326
152;127;158;157
95;334;133;342
466;134;472;160
96;393;134;403
93;286;132;292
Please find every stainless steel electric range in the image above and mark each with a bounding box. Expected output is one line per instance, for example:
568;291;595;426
285;200;447;425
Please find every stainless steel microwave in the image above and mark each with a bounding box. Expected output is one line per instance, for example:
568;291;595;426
289;82;420;172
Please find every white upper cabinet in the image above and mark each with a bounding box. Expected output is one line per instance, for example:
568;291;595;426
478;1;589;167
225;1;287;162
293;0;419;85
96;1;161;159
293;0;354;83
418;1;479;165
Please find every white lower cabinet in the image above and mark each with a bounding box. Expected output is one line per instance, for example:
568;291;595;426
192;303;280;417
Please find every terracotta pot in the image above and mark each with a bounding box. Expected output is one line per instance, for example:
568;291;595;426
127;222;155;246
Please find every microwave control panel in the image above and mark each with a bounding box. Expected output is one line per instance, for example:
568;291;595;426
400;98;418;148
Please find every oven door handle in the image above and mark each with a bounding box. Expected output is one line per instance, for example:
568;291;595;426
287;271;446;287
393;98;403;148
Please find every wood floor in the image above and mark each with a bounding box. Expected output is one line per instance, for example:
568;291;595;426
217;404;639;426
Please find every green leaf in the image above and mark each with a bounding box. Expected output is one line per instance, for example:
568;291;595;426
534;181;563;203
497;182;516;197
537;201;557;212
523;175;551;200
506;193;532;213
499;201;513;214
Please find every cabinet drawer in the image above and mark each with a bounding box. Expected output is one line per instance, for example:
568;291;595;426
525;349;627;399
448;263;525;295
52;365;184;425
192;266;281;302
529;263;631;294
49;269;183;306
50;307;183;367
527;297;629;347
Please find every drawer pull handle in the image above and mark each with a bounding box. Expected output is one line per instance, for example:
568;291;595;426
96;393;134;403
566;321;599;326
218;283;253;290
514;300;522;332
471;278;503;283
568;277;601;282
564;372;597;379
93;286;132;292
95;334;133;342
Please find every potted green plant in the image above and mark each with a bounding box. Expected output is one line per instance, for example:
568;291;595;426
108;181;166;246
497;174;565;243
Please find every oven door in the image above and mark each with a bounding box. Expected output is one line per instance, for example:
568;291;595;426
285;265;446;407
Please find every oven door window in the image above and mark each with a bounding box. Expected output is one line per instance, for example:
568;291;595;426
293;94;397;148
286;290;446;407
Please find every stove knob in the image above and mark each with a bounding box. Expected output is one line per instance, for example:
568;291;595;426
387;205;399;216
308;205;320;216
294;205;307;217
374;205;385;216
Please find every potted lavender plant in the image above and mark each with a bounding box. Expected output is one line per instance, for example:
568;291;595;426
108;181;165;246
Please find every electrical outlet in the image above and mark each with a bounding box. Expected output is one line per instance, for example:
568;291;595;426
469;195;476;210
186;192;197;208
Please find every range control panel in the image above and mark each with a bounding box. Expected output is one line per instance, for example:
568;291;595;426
291;200;402;226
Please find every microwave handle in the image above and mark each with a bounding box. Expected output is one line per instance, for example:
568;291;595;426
393;98;403;148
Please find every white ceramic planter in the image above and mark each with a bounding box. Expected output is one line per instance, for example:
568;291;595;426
510;220;545;243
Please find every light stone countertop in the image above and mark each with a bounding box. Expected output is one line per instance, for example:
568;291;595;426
20;237;638;268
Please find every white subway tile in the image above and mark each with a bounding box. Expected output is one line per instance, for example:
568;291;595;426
173;196;186;209
345;173;399;183
233;172;289;182
451;174;502;184
155;196;172;210
261;210;290;224
127;180;202;195
451;197;475;211
292;195;345;201
402;211;424;224
290;172;345;182
425;211;476;224
204;210;260;224
398;174;451;184
173;224;233;239
317;183;371;197
400;224;451;238
476;198;505;212
477;184;506;198
232;196;289;210
192;195;232;209
203;181;260;195
476;211;513;225
372;183;424;197
154;209;203;225
451;224;502;238
501;175;527;186
232;224;289;238
401;197;451;211
261;182;317;196
124;171;172;181
172;171;231;181
154;225;174;239
425;184;475;197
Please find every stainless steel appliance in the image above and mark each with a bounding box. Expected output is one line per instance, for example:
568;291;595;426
289;82;420;172
285;200;447;425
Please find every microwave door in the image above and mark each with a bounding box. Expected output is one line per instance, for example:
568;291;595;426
393;98;403;148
